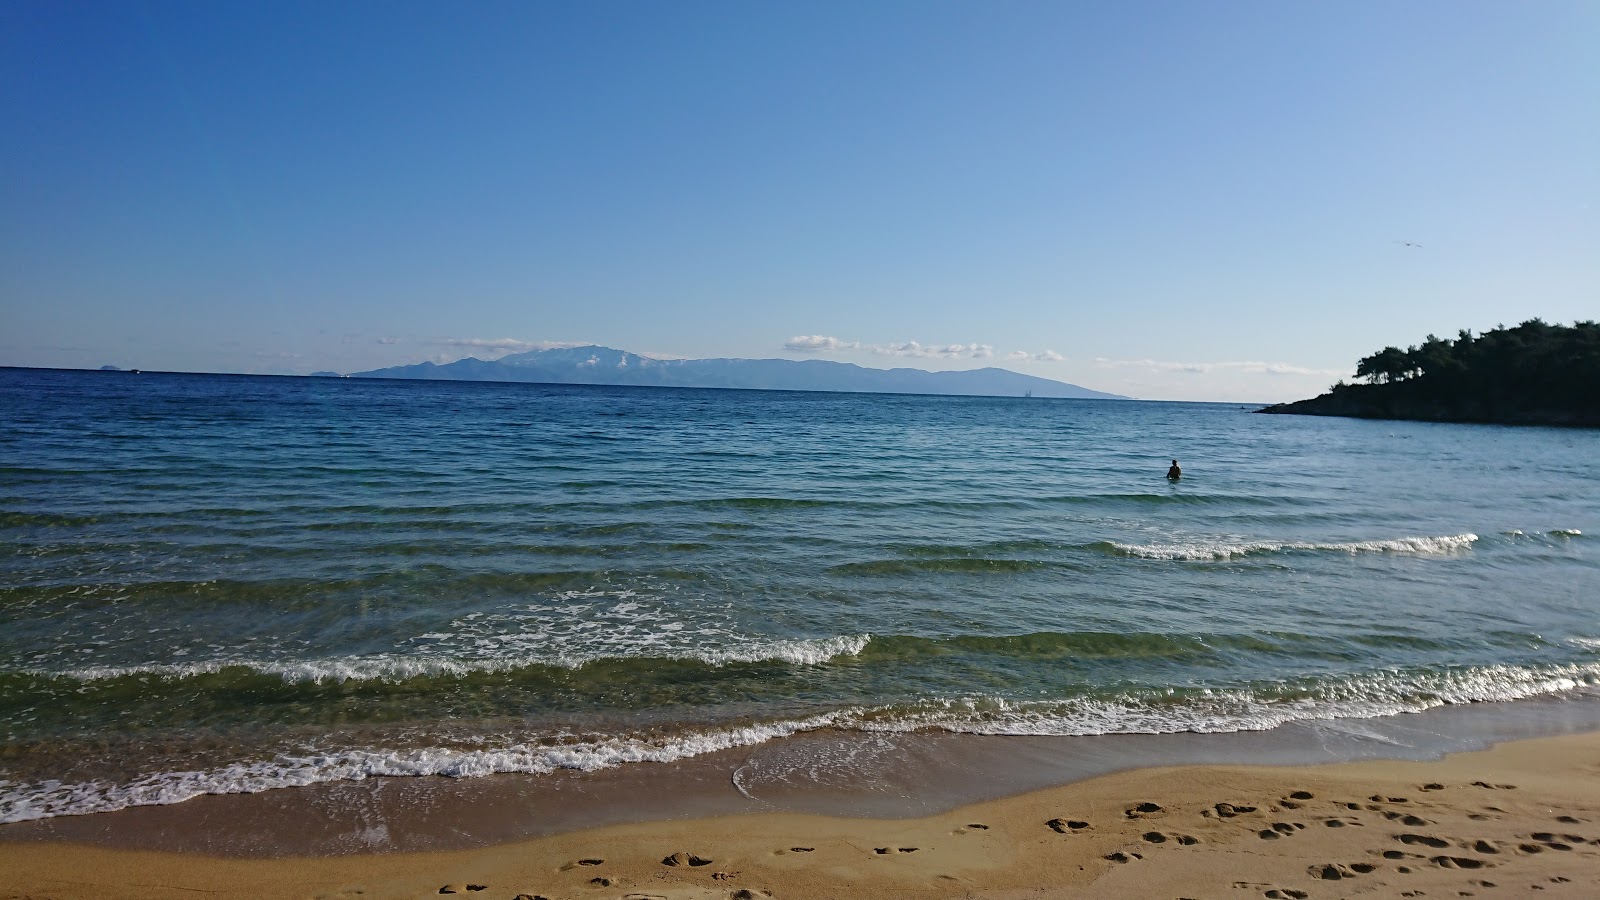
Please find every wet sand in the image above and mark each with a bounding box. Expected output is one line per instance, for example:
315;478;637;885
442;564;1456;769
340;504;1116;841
4;729;1600;898
8;693;1600;859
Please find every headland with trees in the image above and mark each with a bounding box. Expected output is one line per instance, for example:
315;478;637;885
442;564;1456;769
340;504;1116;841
1258;319;1599;427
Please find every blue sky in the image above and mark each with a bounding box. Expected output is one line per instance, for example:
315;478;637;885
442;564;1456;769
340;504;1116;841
3;1;1595;401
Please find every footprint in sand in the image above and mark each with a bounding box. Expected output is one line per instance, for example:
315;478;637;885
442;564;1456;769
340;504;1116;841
1429;854;1489;869
1472;781;1516;790
1207;802;1258;818
1257;822;1304;840
1103;851;1143;863
1555;815;1583;823
1309;862;1377;880
1381;811;1434;826
662;852;713;867
1263;890;1308;899
1047;818;1092;833
1125;802;1163;818
511;894;550;900
1397;833;1451;849
730;891;772;900
560;858;605;870
1141;831;1199;845
1278;791;1315;809
1420;782;1445;791
437;886;487;895
590;876;614;886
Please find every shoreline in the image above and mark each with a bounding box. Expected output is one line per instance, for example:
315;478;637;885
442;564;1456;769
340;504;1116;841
2;727;1598;898
4;693;1600;859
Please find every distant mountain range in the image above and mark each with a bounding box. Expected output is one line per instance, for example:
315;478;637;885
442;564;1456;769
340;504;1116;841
347;345;1128;399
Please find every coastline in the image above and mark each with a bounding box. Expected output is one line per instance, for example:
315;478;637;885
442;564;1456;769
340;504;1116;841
1255;384;1600;428
3;724;1598;898
7;692;1600;859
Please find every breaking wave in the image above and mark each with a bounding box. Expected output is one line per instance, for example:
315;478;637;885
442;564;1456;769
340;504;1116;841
1101;533;1479;561
5;660;1597;824
31;633;872;686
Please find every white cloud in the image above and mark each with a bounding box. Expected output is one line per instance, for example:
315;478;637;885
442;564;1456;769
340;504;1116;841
1006;350;1029;360
437;337;542;352
785;335;861;352
1033;350;1065;362
431;338;594;359
1093;357;1350;377
787;336;995;359
375;336;401;345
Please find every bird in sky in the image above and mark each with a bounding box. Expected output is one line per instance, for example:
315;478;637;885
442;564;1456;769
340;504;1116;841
1394;240;1423;248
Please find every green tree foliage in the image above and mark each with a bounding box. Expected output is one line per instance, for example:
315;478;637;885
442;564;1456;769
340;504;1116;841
1342;320;1599;421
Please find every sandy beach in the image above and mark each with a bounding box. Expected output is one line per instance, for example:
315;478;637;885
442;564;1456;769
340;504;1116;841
3;730;1598;899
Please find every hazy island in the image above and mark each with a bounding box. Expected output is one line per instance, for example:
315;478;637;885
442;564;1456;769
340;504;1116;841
349;344;1128;400
1259;319;1599;427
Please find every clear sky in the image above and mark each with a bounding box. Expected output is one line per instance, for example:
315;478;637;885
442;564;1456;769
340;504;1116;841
3;1;1595;401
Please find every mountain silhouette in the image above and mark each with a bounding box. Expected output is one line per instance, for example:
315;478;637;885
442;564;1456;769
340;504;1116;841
349;345;1127;399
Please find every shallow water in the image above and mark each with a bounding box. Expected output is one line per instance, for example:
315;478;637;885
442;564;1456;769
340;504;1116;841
2;367;1597;823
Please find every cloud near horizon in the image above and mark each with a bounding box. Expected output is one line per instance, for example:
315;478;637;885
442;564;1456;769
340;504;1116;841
1093;357;1351;377
784;335;1005;360
433;338;600;356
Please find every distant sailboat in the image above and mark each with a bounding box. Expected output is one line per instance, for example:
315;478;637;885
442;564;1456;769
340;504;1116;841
1024;389;1033;398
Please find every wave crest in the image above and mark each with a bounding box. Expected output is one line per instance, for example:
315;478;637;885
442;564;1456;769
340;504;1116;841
4;660;1596;824
34;633;872;686
1104;533;1479;561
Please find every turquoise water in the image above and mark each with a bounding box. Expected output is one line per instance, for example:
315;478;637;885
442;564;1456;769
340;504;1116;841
2;367;1597;823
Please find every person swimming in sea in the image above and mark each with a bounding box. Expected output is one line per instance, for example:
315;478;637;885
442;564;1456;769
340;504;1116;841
1167;459;1181;480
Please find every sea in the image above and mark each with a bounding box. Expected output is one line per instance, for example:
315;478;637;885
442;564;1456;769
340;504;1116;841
2;366;1597;827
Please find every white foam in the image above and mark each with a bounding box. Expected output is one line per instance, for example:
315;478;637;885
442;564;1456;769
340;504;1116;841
31;587;872;684
0;711;851;824
849;663;1600;737
1550;529;1582;538
1112;533;1479;561
40;633;872;686
6;660;1597;824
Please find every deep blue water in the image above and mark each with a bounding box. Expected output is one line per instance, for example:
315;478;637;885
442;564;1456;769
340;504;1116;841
2;367;1597;822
